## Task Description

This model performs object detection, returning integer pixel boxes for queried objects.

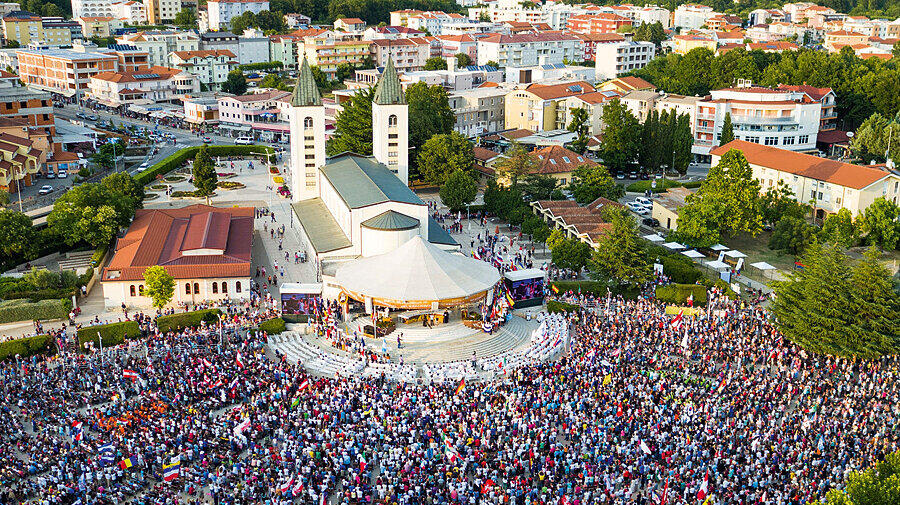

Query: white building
[448,85,506,137]
[207,0,269,32]
[72,0,114,19]
[371,58,409,185]
[476,32,582,67]
[110,1,147,24]
[673,4,717,31]
[594,40,655,80]
[168,49,239,90]
[505,62,594,84]
[88,65,199,106]
[117,30,200,67]
[407,10,471,35]
[693,83,822,156]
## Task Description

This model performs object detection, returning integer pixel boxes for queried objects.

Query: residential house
[824,30,868,51]
[87,65,199,107]
[370,38,431,72]
[476,32,582,67]
[504,80,597,132]
[2,11,73,46]
[169,49,239,90]
[207,0,268,31]
[334,17,365,32]
[17,47,117,98]
[597,76,655,94]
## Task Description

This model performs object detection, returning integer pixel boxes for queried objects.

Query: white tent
[706,260,729,269]
[725,250,747,258]
[710,244,729,251]
[750,261,776,270]
[663,242,685,250]
[334,236,501,308]
[681,250,705,258]
[643,234,665,242]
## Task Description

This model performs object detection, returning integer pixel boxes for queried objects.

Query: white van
[235,137,254,145]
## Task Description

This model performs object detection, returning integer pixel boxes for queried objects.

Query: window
[139,285,144,295]
[388,114,398,126]
[221,282,227,294]
[783,136,795,146]
[185,283,191,294]
[193,282,199,294]
[236,281,241,293]
[764,136,778,146]
[129,285,136,296]
[303,117,313,128]
[212,282,218,294]
[562,156,570,163]
[799,135,809,144]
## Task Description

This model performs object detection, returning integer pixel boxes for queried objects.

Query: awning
[643,234,665,242]
[663,242,685,250]
[220,123,253,132]
[705,260,729,269]
[710,244,729,251]
[750,261,776,270]
[724,250,747,258]
[681,250,705,258]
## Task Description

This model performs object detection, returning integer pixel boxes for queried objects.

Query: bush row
[156,309,221,333]
[134,145,275,185]
[549,281,640,300]
[0,334,52,361]
[0,298,72,324]
[625,179,703,194]
[77,321,141,350]
[257,318,286,335]
[655,284,708,306]
[547,300,579,313]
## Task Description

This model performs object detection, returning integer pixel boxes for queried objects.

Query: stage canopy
[334,236,501,309]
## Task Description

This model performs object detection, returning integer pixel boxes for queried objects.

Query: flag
[697,470,709,501]
[292,479,304,497]
[505,291,515,307]
[71,421,83,442]
[602,374,612,386]
[123,369,140,381]
[454,377,465,395]
[481,478,495,494]
[639,440,651,455]
[201,358,213,368]
[118,458,133,470]
[234,418,251,435]
[319,493,327,505]
[661,476,670,505]
[443,433,460,462]
[551,284,559,294]
[163,456,180,482]
[670,310,684,329]
[291,396,301,409]
[686,292,694,307]
[616,403,623,417]
[279,476,294,494]
[211,379,223,389]
[98,442,115,466]
[299,379,310,391]
[236,353,244,369]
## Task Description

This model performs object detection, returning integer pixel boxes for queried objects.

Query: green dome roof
[360,210,419,231]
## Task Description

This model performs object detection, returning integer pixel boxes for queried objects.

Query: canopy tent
[663,242,685,250]
[725,250,747,258]
[681,250,705,258]
[705,260,729,269]
[643,234,665,242]
[750,261,776,270]
[334,236,501,309]
[710,244,729,251]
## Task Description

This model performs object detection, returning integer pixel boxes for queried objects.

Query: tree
[335,62,356,82]
[598,99,640,175]
[551,237,591,272]
[455,53,472,68]
[520,175,558,201]
[568,164,623,205]
[894,41,900,59]
[495,142,536,188]
[0,209,33,258]
[423,57,447,71]
[674,149,763,247]
[174,8,197,29]
[820,208,858,248]
[633,21,666,46]
[851,113,900,164]
[760,181,807,225]
[485,60,499,68]
[566,107,590,154]
[772,243,900,358]
[406,82,454,155]
[816,450,900,505]
[768,216,816,255]
[143,266,175,310]
[47,176,136,248]
[327,86,374,155]
[859,197,900,250]
[92,141,123,171]
[222,69,247,96]
[439,169,477,210]
[546,228,566,251]
[192,146,218,205]
[588,210,650,286]
[0,188,8,206]
[417,132,474,185]
[671,112,693,175]
[719,111,735,145]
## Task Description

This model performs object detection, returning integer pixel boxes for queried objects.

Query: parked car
[46,171,56,179]
[203,136,213,143]
[634,197,652,207]
[635,206,651,216]
[626,201,643,213]
[639,172,650,180]
[642,217,660,227]
[58,170,68,178]
[139,161,150,169]
[627,171,638,179]
[87,115,98,121]
[235,137,254,145]
[38,185,53,195]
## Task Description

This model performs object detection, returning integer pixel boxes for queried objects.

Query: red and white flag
[670,310,684,329]
[201,358,213,368]
[697,470,709,501]
[233,418,251,435]
[299,379,310,391]
[123,369,140,381]
[235,353,244,369]
[639,439,651,455]
[660,476,670,505]
[279,476,294,495]
[686,293,694,307]
[292,480,304,497]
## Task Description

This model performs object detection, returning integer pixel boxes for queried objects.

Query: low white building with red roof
[87,65,199,106]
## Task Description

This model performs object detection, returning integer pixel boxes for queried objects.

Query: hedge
[625,179,684,194]
[549,281,640,300]
[155,309,221,333]
[91,246,108,267]
[0,334,51,361]
[655,284,708,306]
[134,145,275,185]
[258,318,286,335]
[0,298,72,324]
[547,300,578,313]
[77,321,140,350]
[647,244,704,284]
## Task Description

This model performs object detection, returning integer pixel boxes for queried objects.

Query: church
[287,58,500,310]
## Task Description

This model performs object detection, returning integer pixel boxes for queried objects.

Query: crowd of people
[0,279,895,505]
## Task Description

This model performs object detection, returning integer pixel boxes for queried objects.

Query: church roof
[291,198,352,253]
[372,57,405,105]
[320,153,423,209]
[361,210,420,231]
[291,57,321,107]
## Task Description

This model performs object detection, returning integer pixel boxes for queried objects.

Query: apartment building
[594,39,655,80]
[370,38,430,72]
[218,90,290,140]
[566,13,632,34]
[824,30,868,52]
[2,11,73,46]
[0,84,54,135]
[110,1,147,24]
[103,43,150,71]
[775,84,837,132]
[712,139,900,220]
[673,4,718,31]
[207,0,268,31]
[436,34,477,61]
[573,32,623,61]
[504,80,596,132]
[476,32,582,67]
[0,129,44,194]
[301,34,371,78]
[78,17,124,39]
[364,25,423,40]
[448,86,505,137]
[670,33,717,54]
[183,97,219,125]
[143,0,181,24]
[169,49,238,90]
[17,48,117,97]
[269,33,300,70]
[199,31,268,65]
[73,0,113,19]
[117,30,200,67]
[560,89,620,135]
[88,65,198,106]
[693,84,822,156]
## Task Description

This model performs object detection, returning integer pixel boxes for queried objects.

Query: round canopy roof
[334,236,501,308]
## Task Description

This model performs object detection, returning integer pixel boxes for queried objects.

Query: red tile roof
[524,81,596,100]
[103,205,254,282]
[711,140,890,190]
[529,145,596,175]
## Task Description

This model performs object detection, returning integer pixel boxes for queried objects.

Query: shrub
[0,298,72,324]
[134,145,274,185]
[549,281,639,300]
[682,181,703,189]
[155,309,221,333]
[547,300,578,313]
[0,334,51,361]
[78,267,94,287]
[658,255,703,284]
[258,317,286,335]
[655,284,708,305]
[91,245,108,267]
[626,179,683,193]
[77,321,140,350]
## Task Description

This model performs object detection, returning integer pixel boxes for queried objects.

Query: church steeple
[292,58,322,107]
[373,57,405,106]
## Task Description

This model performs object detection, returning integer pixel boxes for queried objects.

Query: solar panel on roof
[135,73,159,79]
[568,85,582,92]
[541,64,554,69]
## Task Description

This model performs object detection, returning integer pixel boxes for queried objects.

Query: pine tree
[192,146,218,205]
[719,112,735,145]
[588,209,650,286]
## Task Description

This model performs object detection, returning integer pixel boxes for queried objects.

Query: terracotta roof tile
[529,145,596,175]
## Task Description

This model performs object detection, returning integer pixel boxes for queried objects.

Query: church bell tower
[371,57,409,186]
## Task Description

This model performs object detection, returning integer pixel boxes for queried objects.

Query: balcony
[731,114,795,123]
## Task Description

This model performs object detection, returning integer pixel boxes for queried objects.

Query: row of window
[735,134,809,146]
[129,281,242,297]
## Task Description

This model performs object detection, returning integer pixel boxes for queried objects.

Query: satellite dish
[846,131,854,138]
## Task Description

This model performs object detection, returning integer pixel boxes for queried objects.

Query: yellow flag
[603,374,612,386]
